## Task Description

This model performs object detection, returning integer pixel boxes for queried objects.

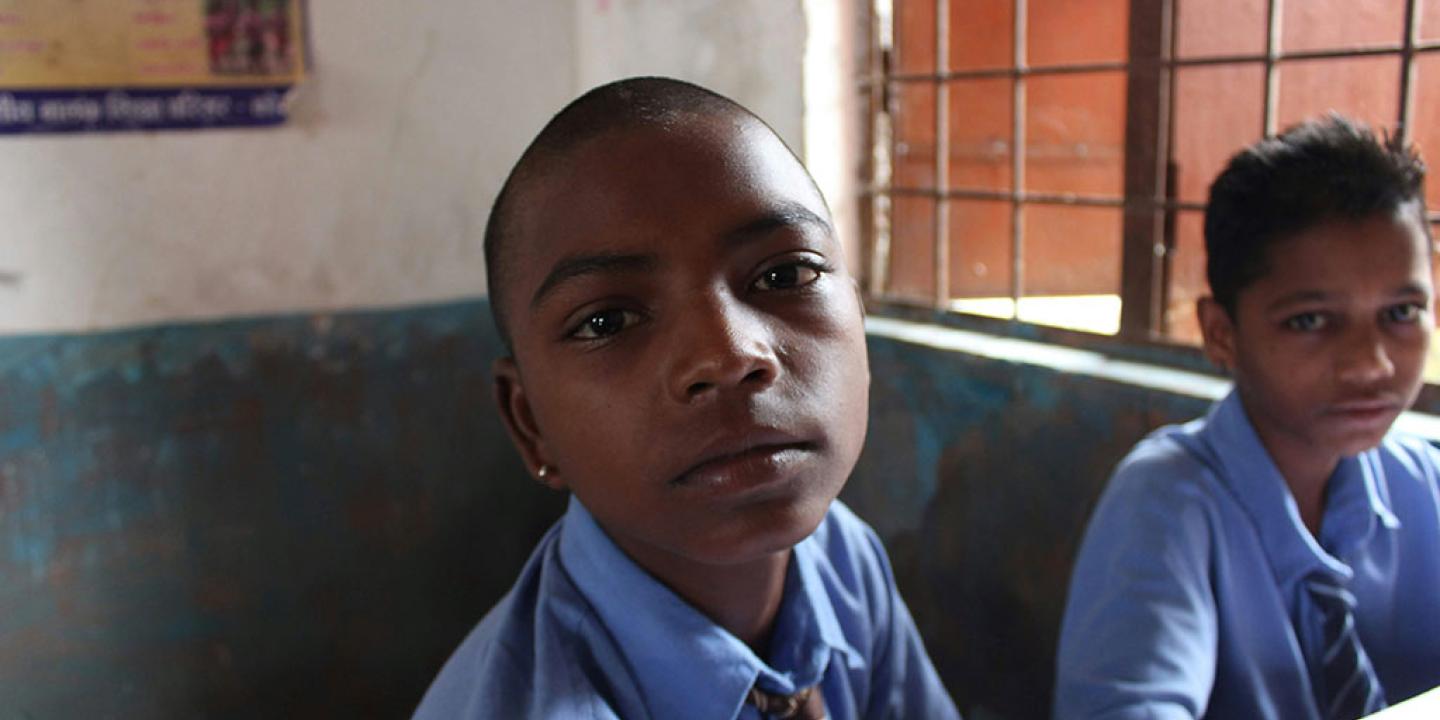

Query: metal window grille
[864,0,1440,341]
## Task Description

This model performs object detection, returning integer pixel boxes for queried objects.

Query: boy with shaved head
[413,78,959,720]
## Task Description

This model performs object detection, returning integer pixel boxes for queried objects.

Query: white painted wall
[574,0,863,271]
[0,0,574,333]
[803,0,866,272]
[0,0,858,334]
[574,0,806,153]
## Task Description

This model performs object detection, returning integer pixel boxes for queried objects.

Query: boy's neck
[1270,443,1334,539]
[1238,395,1339,538]
[616,537,792,653]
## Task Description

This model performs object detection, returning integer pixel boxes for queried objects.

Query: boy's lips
[671,428,819,492]
[1326,397,1403,427]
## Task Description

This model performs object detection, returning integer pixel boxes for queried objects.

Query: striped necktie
[746,684,827,720]
[1307,578,1386,720]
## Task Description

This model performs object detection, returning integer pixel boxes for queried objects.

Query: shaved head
[483,77,809,348]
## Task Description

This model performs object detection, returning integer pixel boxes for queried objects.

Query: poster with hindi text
[0,0,307,134]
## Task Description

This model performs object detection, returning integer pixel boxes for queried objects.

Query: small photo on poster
[205,0,295,76]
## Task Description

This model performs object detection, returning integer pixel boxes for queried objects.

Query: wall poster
[0,0,307,134]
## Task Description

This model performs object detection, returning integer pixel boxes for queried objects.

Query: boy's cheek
[821,287,870,335]
[774,304,863,347]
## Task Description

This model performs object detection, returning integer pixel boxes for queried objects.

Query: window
[863,0,1440,358]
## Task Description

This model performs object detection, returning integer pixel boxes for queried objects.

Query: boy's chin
[1328,424,1395,458]
[1340,436,1389,458]
[684,495,837,567]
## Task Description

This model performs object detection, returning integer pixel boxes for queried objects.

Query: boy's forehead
[1241,209,1433,301]
[505,116,828,291]
[535,115,811,207]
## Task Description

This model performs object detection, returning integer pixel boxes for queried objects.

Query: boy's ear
[492,357,563,490]
[1197,296,1237,373]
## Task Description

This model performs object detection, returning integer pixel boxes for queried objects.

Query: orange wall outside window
[889,0,1436,343]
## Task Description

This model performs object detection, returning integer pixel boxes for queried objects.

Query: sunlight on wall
[949,294,1122,336]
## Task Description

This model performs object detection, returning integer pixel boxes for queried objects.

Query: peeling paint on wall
[1,299,1215,718]
[0,299,565,717]
[847,335,1211,720]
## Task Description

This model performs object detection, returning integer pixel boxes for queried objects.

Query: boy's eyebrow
[1267,283,1433,311]
[1267,290,1335,311]
[530,252,658,310]
[723,202,832,246]
[527,204,830,310]
[1393,281,1433,298]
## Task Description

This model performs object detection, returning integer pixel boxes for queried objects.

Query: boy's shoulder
[796,499,910,644]
[1103,414,1225,511]
[803,499,895,586]
[1077,406,1259,559]
[1378,429,1440,474]
[1374,429,1440,500]
[808,498,880,551]
[1101,401,1440,524]
[412,521,633,720]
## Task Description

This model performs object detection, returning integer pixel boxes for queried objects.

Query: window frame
[861,0,1440,405]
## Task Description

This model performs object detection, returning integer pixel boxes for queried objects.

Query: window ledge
[864,316,1440,443]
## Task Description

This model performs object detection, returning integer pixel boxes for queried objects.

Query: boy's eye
[1384,302,1425,324]
[570,308,642,340]
[754,261,823,291]
[1283,312,1327,332]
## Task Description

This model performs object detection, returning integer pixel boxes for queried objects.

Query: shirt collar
[556,496,852,720]
[1200,391,1399,588]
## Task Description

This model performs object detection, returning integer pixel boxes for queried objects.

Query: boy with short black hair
[413,77,959,720]
[1054,115,1440,719]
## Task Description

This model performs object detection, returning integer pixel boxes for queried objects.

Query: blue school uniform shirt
[1054,390,1440,719]
[413,496,960,720]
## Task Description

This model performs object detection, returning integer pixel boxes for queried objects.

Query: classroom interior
[3,1,1440,718]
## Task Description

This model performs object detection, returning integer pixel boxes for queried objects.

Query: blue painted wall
[0,301,565,717]
[0,299,1214,718]
[852,335,1211,719]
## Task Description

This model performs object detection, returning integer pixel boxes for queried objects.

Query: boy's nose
[1336,326,1396,387]
[666,293,781,404]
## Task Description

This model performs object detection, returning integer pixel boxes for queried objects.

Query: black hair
[1204,114,1430,317]
[483,77,768,349]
